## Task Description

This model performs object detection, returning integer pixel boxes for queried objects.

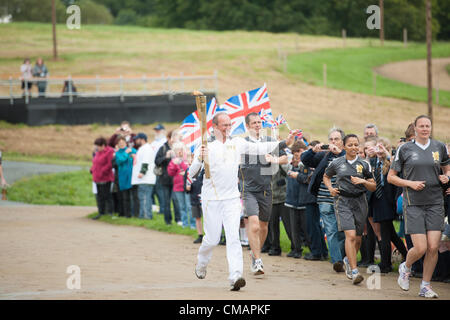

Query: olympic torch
[193,91,211,179]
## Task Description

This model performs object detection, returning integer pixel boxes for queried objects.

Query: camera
[320,145,329,150]
[400,137,406,142]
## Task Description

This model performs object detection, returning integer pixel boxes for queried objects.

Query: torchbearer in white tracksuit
[189,112,298,291]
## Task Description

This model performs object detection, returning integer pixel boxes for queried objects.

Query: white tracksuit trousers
[197,197,243,284]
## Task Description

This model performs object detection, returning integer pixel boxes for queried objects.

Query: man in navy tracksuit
[301,128,346,273]
[294,151,329,261]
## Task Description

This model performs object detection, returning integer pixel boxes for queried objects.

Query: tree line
[4,0,450,41]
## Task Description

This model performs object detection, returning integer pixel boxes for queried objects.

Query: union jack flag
[259,108,277,128]
[220,84,272,136]
[275,114,287,126]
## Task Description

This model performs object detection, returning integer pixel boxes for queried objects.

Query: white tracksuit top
[188,136,285,201]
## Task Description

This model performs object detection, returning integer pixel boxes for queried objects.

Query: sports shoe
[195,264,206,279]
[230,277,246,291]
[419,285,439,298]
[193,235,203,244]
[254,259,265,275]
[287,250,295,258]
[268,248,282,256]
[397,262,411,291]
[250,253,264,275]
[352,271,364,285]
[333,261,345,273]
[343,256,352,280]
[303,253,321,261]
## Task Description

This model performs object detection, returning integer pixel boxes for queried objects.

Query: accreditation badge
[356,164,363,174]
[432,151,439,162]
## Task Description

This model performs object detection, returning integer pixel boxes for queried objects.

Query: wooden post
[68,75,73,104]
[52,0,58,59]
[120,75,124,102]
[323,64,327,88]
[436,73,439,105]
[426,0,433,133]
[9,76,13,105]
[403,28,408,48]
[379,0,384,46]
[96,75,100,96]
[373,72,377,95]
[194,94,210,179]
[342,29,346,47]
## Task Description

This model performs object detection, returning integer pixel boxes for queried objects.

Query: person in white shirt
[132,133,156,219]
[189,112,298,291]
[20,58,33,94]
[150,124,167,215]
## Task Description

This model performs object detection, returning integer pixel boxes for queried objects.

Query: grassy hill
[288,43,450,107]
[0,22,449,163]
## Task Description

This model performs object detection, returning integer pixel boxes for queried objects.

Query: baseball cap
[134,133,148,141]
[154,124,165,131]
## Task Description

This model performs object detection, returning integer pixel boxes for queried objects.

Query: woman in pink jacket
[91,137,115,220]
[168,143,195,229]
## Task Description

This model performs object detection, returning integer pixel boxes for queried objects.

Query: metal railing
[0,71,218,105]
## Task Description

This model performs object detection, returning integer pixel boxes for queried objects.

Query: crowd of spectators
[89,118,450,286]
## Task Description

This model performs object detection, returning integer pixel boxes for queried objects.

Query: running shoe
[254,259,265,276]
[352,271,364,285]
[250,253,264,275]
[230,277,246,291]
[343,256,352,280]
[418,285,439,298]
[333,261,345,273]
[195,264,207,279]
[397,262,411,291]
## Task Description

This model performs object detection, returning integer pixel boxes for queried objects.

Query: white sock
[421,281,430,288]
[352,268,359,274]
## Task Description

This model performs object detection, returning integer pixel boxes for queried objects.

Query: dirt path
[374,58,450,91]
[1,205,449,300]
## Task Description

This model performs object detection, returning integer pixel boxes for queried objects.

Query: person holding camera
[301,127,347,273]
[114,136,137,218]
[108,121,138,216]
[155,130,182,225]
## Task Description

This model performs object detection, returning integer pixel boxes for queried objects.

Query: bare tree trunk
[379,0,384,46]
[426,0,433,132]
[52,0,58,60]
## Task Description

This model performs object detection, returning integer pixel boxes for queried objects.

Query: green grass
[86,212,201,238]
[446,64,450,76]
[288,42,450,107]
[8,169,95,205]
[3,151,91,166]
